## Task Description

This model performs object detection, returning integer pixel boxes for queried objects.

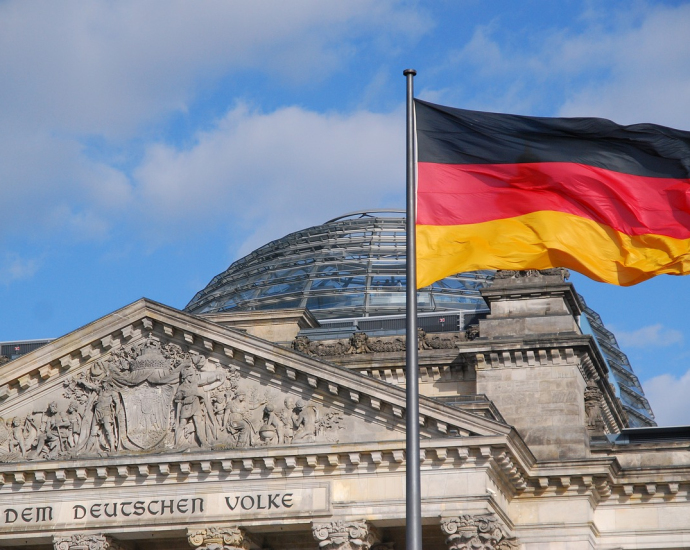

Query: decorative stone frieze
[54,534,128,550]
[493,267,569,283]
[187,526,256,550]
[292,329,464,357]
[312,520,381,550]
[440,514,519,550]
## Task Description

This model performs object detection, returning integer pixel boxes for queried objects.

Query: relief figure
[224,392,265,448]
[258,404,281,444]
[174,362,217,447]
[293,399,318,443]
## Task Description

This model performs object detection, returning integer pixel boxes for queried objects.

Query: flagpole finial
[403,69,417,76]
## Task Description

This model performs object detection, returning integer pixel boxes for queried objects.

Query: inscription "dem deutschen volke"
[1,490,315,526]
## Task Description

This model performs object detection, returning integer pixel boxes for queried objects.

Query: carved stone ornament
[292,329,464,357]
[187,526,255,550]
[440,514,519,550]
[584,379,606,435]
[312,520,381,550]
[494,268,570,282]
[465,325,480,341]
[54,534,128,550]
[0,334,345,462]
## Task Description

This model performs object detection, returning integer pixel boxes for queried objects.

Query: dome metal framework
[185,210,494,318]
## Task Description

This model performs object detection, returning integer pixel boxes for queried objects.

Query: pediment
[0,299,509,465]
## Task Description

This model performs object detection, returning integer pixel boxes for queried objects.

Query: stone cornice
[200,308,320,330]
[480,279,582,318]
[0,436,532,493]
[9,433,675,505]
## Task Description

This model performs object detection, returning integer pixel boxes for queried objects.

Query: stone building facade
[0,269,686,549]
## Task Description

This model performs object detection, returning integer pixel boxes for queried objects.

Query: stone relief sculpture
[584,379,606,435]
[0,335,344,463]
[440,514,519,550]
[347,332,373,354]
[292,329,464,357]
[494,268,570,282]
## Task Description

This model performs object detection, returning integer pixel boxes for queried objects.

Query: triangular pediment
[0,299,510,465]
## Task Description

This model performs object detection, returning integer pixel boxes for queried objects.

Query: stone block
[489,296,571,317]
[480,315,579,338]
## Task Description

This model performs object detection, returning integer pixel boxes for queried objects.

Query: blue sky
[1,0,690,424]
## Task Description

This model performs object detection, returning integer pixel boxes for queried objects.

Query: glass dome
[184,210,494,319]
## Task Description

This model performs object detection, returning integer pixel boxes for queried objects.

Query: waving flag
[415,99,690,288]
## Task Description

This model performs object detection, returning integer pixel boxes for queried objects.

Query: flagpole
[403,68,421,550]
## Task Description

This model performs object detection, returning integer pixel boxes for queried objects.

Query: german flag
[415,99,690,288]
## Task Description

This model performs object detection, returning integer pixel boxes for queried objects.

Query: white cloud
[0,1,426,245]
[0,254,40,284]
[613,324,683,349]
[644,370,690,426]
[558,3,690,127]
[437,3,690,127]
[133,103,405,252]
[0,0,427,138]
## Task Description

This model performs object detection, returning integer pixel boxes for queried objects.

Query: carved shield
[120,382,175,449]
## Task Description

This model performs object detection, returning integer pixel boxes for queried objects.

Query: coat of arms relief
[0,335,345,463]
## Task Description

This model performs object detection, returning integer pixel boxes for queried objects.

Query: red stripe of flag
[418,162,690,239]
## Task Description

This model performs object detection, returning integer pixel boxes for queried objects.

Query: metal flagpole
[403,68,421,550]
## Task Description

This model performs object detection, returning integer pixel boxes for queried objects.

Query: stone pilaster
[312,520,381,550]
[53,534,129,550]
[476,269,590,460]
[440,514,519,550]
[187,526,256,550]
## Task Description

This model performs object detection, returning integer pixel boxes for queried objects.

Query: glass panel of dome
[433,279,478,290]
[256,281,307,297]
[368,292,406,307]
[418,292,432,307]
[221,289,256,309]
[311,279,342,290]
[260,299,304,310]
[265,267,311,282]
[431,294,478,306]
[306,293,365,310]
[316,263,365,275]
[369,265,405,274]
[341,277,367,288]
[371,276,405,288]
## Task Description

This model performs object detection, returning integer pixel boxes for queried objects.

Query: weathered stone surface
[440,514,518,550]
[188,526,257,550]
[313,520,380,550]
[54,534,129,550]
[477,362,589,460]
